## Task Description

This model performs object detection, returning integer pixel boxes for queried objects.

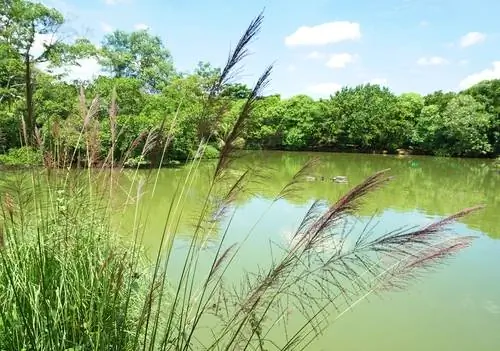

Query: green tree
[325,84,399,151]
[0,41,24,150]
[88,76,144,118]
[99,29,174,93]
[245,95,283,148]
[0,0,94,145]
[393,92,424,149]
[412,104,442,153]
[221,83,252,100]
[464,80,500,115]
[0,0,63,144]
[0,42,23,105]
[160,74,208,160]
[440,94,493,156]
[464,79,500,154]
[423,90,456,112]
[396,92,424,124]
[34,73,77,124]
[192,61,220,93]
[281,95,321,149]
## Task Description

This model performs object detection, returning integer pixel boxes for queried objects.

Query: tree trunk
[24,54,34,146]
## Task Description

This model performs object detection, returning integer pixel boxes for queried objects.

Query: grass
[0,11,483,350]
[0,172,145,350]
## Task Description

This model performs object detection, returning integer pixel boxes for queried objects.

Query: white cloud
[134,23,149,30]
[65,58,103,81]
[459,32,486,48]
[307,82,342,97]
[38,58,103,82]
[286,64,297,72]
[326,53,356,68]
[416,56,449,66]
[30,30,102,82]
[285,21,361,47]
[306,51,325,59]
[32,33,57,58]
[459,61,500,89]
[366,78,388,86]
[101,22,113,33]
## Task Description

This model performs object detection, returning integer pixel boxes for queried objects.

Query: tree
[0,0,62,144]
[245,94,283,148]
[397,92,424,123]
[87,76,144,118]
[412,104,442,153]
[34,72,78,126]
[0,42,23,105]
[0,41,24,150]
[0,0,93,145]
[221,83,252,100]
[325,84,399,150]
[159,74,209,159]
[99,29,174,93]
[193,61,220,93]
[464,79,500,115]
[440,94,493,156]
[393,92,424,149]
[464,79,500,154]
[423,90,456,112]
[281,95,322,149]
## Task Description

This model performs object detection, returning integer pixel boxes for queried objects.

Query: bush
[0,146,42,166]
[201,144,220,159]
[123,154,151,168]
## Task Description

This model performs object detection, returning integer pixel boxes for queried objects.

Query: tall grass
[0,12,482,350]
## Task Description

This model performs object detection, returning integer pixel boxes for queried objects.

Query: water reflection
[114,151,499,241]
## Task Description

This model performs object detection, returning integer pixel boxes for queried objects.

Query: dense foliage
[0,0,499,167]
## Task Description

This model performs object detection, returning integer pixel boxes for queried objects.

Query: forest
[1,0,499,167]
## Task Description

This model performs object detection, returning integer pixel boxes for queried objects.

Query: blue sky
[43,0,500,98]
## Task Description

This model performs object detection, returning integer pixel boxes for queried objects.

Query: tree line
[1,0,499,167]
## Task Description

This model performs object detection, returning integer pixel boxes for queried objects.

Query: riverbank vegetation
[1,0,499,169]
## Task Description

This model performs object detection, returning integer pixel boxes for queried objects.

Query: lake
[107,151,500,350]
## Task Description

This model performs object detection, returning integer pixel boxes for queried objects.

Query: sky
[40,0,500,98]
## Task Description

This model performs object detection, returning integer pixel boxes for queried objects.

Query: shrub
[123,154,151,168]
[201,144,220,159]
[0,146,42,166]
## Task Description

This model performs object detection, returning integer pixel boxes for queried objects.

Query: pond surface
[113,151,500,351]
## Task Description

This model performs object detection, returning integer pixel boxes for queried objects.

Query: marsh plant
[0,12,481,350]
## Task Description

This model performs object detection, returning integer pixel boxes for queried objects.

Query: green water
[116,151,500,350]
